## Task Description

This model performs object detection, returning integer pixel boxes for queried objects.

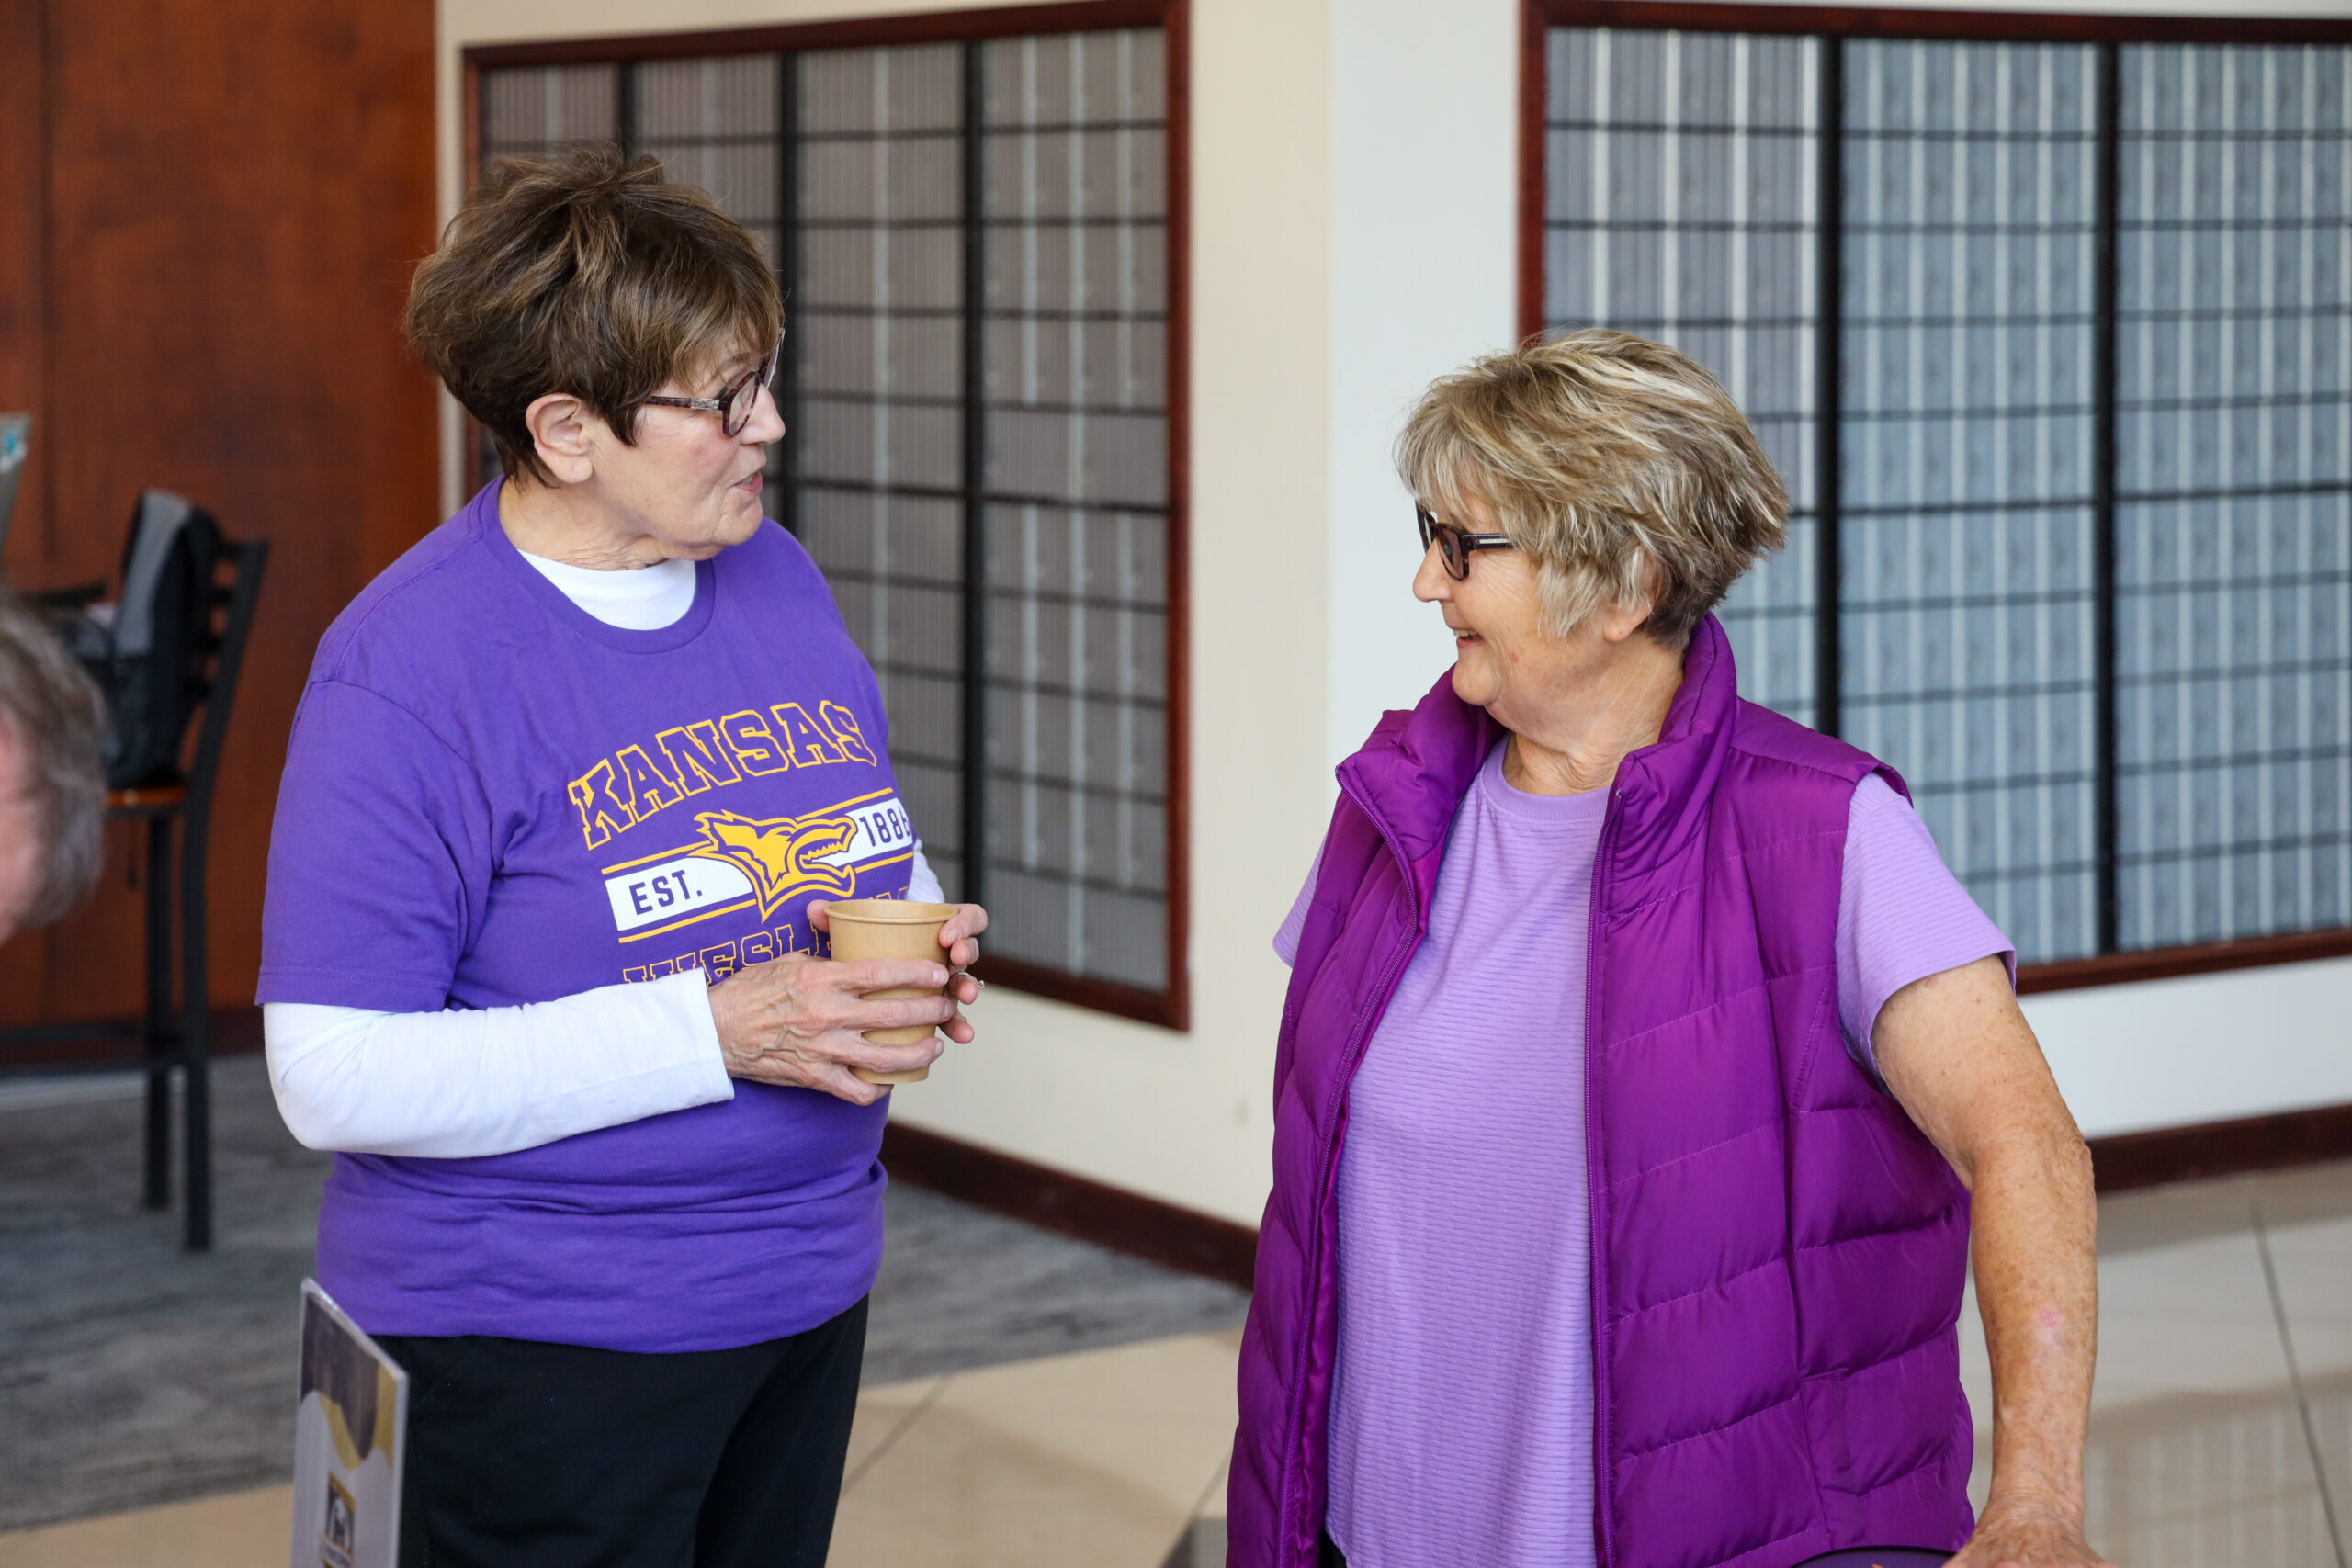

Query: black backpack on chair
[49,491,225,788]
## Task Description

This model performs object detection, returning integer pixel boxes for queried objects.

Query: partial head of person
[1397,329,1788,734]
[404,142,786,566]
[0,589,106,945]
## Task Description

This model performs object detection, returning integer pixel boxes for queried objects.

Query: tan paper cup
[824,898,956,1085]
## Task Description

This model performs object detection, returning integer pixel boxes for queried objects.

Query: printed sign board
[291,1280,407,1568]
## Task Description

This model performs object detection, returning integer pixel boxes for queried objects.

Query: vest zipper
[1277,772,1427,1568]
[1587,792,1623,1568]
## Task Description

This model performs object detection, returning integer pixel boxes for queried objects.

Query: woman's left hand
[1947,1493,2114,1568]
[808,899,989,1044]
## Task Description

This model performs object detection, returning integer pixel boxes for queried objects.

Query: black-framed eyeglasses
[1416,505,1514,581]
[641,337,784,438]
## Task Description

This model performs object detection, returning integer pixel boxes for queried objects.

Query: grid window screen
[479,23,1176,1009]
[978,31,1170,988]
[2116,45,2352,950]
[1544,28,1822,724]
[476,66,624,479]
[1840,41,2101,964]
[794,44,971,900]
[480,64,620,156]
[636,59,783,267]
[1544,19,2352,974]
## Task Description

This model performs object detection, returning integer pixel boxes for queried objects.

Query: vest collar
[1335,615,1741,911]
[1604,614,1738,909]
[1334,674,1498,865]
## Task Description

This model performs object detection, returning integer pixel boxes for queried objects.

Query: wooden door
[0,0,440,1025]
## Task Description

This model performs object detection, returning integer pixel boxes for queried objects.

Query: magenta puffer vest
[1230,616,1974,1568]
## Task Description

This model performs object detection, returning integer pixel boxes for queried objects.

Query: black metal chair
[0,534,268,1251]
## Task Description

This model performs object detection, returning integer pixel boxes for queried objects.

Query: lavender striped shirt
[1274,747,2008,1568]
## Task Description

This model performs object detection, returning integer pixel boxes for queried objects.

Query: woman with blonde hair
[1231,331,2109,1568]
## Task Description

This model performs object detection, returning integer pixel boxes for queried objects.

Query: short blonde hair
[1396,330,1788,648]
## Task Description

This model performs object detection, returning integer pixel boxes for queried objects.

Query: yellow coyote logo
[689,810,861,919]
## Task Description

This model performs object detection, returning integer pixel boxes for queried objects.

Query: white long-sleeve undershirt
[264,544,944,1158]
[267,972,730,1156]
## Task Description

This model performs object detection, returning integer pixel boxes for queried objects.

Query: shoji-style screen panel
[794,45,971,902]
[2116,44,2352,951]
[479,64,620,157]
[1839,40,2102,964]
[1542,27,1823,725]
[1535,10,2352,981]
[475,66,624,481]
[474,5,1182,1022]
[978,31,1172,987]
[637,59,784,266]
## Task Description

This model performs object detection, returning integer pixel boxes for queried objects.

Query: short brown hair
[405,143,782,485]
[0,588,106,927]
[1397,330,1789,649]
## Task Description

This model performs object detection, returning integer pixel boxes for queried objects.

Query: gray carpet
[0,1056,1248,1533]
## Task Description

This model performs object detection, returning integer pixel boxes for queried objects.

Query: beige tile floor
[1959,1160,2352,1565]
[0,1330,1241,1568]
[7,1161,2351,1568]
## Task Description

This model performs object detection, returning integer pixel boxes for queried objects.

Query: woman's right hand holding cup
[707,953,953,1105]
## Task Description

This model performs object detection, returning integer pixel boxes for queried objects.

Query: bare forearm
[1873,955,2110,1566]
[1969,1126,2098,1516]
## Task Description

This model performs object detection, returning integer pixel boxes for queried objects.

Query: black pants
[1320,1531,1347,1568]
[379,1298,867,1568]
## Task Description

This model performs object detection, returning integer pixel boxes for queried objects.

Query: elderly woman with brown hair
[258,145,986,1566]
[1232,332,2110,1568]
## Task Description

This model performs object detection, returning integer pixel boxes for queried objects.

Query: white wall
[2025,960,2352,1140]
[1325,0,1519,771]
[439,0,2352,1229]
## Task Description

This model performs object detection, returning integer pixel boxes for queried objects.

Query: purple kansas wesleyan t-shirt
[260,483,918,1354]
[1274,746,2010,1568]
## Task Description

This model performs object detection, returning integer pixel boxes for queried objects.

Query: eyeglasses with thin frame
[641,337,784,439]
[1416,505,1514,580]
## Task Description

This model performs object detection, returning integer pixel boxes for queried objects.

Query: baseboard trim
[880,1121,1258,1290]
[2087,1102,2352,1192]
[886,1103,2352,1282]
